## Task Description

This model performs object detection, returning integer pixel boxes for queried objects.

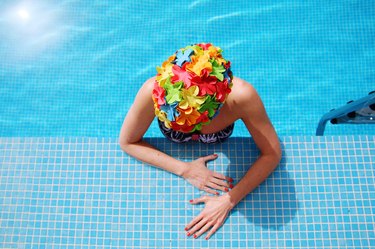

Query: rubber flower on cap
[179,85,206,109]
[191,73,217,96]
[176,107,201,127]
[152,43,233,133]
[160,102,179,121]
[171,64,193,88]
[155,108,171,128]
[210,59,226,81]
[199,95,220,118]
[152,82,166,107]
[164,80,183,104]
[156,56,175,86]
[186,52,212,77]
[175,48,194,67]
[215,80,232,103]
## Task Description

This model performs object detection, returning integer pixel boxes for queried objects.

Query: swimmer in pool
[119,43,281,240]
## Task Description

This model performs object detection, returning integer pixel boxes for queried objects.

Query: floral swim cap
[152,43,233,133]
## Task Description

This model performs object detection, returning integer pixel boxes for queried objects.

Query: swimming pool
[0,0,374,136]
[0,1,374,249]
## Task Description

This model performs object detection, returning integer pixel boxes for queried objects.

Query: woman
[119,43,281,240]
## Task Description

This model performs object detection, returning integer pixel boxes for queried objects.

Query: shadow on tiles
[143,137,299,231]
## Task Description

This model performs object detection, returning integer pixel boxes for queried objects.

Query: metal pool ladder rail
[316,91,375,136]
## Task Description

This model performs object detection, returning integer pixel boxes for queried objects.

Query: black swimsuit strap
[158,120,234,144]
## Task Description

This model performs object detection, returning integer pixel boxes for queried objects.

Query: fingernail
[189,200,193,203]
[187,232,191,236]
[205,237,209,240]
[229,178,234,183]
[213,154,218,157]
[224,188,229,192]
[229,183,234,189]
[194,234,197,239]
[184,227,188,231]
[216,192,219,195]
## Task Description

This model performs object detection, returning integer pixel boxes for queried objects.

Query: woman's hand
[181,154,233,195]
[185,194,234,240]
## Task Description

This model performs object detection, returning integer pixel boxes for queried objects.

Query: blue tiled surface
[0,136,374,248]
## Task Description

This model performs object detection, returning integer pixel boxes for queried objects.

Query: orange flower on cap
[175,106,201,127]
[186,52,212,77]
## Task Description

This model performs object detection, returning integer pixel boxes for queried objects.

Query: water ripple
[223,40,245,50]
[207,11,244,23]
[207,3,294,23]
[188,0,211,10]
[135,64,155,77]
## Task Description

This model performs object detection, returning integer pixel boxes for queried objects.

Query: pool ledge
[0,135,374,248]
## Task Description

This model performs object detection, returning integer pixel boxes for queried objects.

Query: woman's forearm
[227,153,280,207]
[120,140,187,176]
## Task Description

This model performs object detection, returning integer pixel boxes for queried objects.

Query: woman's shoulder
[131,77,156,106]
[229,77,258,102]
[134,77,156,100]
[142,76,156,91]
[225,77,266,119]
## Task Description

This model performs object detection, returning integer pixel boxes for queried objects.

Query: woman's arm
[119,78,186,176]
[227,79,282,206]
[185,79,281,239]
[119,78,232,194]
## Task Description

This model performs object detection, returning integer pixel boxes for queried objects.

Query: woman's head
[152,43,233,133]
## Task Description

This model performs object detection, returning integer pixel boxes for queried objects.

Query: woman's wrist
[176,161,189,177]
[221,193,236,210]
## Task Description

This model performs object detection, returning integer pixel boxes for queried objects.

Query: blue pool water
[0,0,374,136]
[1,1,375,249]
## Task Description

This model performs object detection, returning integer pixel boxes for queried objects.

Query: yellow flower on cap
[179,85,206,109]
[156,60,174,87]
[186,52,212,77]
[155,108,171,128]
